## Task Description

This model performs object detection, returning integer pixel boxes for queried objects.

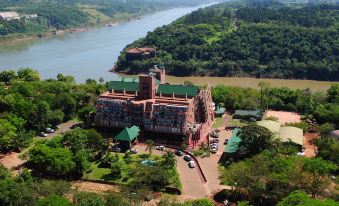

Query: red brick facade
[95,67,214,148]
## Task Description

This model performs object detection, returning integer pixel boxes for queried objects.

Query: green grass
[213,117,224,128]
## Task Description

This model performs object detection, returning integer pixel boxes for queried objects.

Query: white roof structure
[0,12,20,20]
[257,120,281,135]
[279,126,304,146]
[257,120,304,146]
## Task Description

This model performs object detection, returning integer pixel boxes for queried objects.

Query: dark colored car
[175,150,184,156]
[183,155,191,161]
[210,139,219,143]
[224,139,229,145]
[112,147,121,153]
[210,132,220,138]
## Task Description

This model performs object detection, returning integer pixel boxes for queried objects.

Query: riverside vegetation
[115,0,339,81]
[0,0,217,41]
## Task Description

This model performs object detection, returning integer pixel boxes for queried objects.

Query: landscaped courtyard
[83,152,182,189]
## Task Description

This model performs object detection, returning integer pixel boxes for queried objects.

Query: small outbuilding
[279,126,304,147]
[125,47,156,61]
[233,110,262,121]
[115,125,140,147]
[0,12,20,21]
[257,120,281,135]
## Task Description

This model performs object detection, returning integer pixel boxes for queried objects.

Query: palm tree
[145,140,155,155]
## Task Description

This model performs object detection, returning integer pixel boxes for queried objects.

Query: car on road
[45,128,55,133]
[112,147,121,153]
[183,155,191,161]
[224,139,229,145]
[210,139,219,143]
[155,145,165,151]
[175,150,183,156]
[188,160,196,168]
[210,145,218,150]
[129,148,138,154]
[210,148,217,154]
[210,131,220,138]
[39,132,48,137]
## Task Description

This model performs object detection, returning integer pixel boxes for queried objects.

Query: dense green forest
[0,0,218,38]
[115,1,339,81]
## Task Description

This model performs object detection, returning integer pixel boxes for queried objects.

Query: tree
[110,161,122,177]
[131,166,170,191]
[0,70,17,85]
[162,151,176,168]
[220,152,335,206]
[327,84,339,104]
[145,140,155,155]
[238,125,274,156]
[317,123,335,140]
[258,81,270,111]
[277,191,338,206]
[0,119,17,152]
[29,144,76,177]
[17,68,40,81]
[47,109,65,126]
[36,195,72,206]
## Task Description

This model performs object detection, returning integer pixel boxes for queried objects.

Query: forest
[0,0,218,37]
[115,1,339,81]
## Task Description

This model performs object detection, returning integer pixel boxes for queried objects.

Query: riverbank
[117,73,336,91]
[166,76,336,92]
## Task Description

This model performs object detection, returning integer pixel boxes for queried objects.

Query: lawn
[83,153,181,189]
[213,117,224,128]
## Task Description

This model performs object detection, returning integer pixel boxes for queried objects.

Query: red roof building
[95,65,214,148]
[125,47,156,61]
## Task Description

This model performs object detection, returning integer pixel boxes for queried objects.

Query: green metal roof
[157,84,199,97]
[115,126,140,142]
[234,110,261,116]
[224,128,242,153]
[108,81,139,92]
[215,107,226,115]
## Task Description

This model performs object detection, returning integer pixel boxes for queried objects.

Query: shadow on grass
[101,173,121,182]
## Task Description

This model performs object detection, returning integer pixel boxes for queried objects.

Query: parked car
[112,147,121,153]
[210,148,217,154]
[45,128,54,133]
[224,139,229,145]
[210,145,218,150]
[175,150,183,156]
[249,118,257,122]
[210,131,220,138]
[39,132,48,137]
[155,145,165,151]
[210,143,218,146]
[210,139,219,143]
[188,160,196,168]
[183,155,191,161]
[129,148,138,154]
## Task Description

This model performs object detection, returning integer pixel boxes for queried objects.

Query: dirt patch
[303,133,320,158]
[0,152,25,173]
[265,110,301,125]
[72,181,119,193]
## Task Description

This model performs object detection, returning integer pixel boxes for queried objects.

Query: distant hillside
[114,0,339,81]
[0,0,217,38]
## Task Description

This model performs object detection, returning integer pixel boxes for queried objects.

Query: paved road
[198,129,232,195]
[36,120,80,140]
[133,144,209,199]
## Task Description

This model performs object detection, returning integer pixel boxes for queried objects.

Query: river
[0,3,215,82]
